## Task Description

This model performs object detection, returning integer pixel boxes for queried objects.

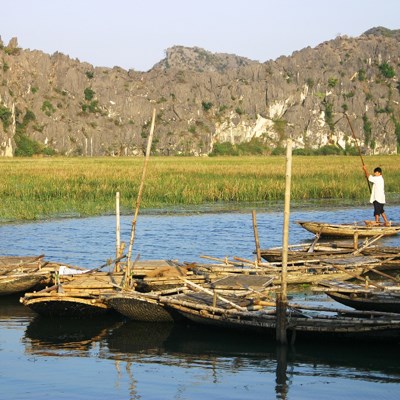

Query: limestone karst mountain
[0,27,399,156]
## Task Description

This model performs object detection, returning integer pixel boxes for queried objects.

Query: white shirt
[368,174,385,204]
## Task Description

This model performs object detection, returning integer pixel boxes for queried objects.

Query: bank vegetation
[1,155,399,221]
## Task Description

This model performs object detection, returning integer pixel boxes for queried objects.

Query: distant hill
[0,27,399,156]
[362,26,400,39]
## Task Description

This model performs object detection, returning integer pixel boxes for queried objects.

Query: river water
[1,203,400,399]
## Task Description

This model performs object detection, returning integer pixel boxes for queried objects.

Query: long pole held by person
[343,112,371,194]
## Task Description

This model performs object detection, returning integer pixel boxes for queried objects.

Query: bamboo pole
[255,299,400,318]
[115,192,121,272]
[352,234,384,255]
[81,255,126,275]
[179,278,247,311]
[252,210,262,265]
[282,138,293,295]
[329,262,386,289]
[360,263,400,284]
[353,231,359,250]
[200,255,245,267]
[232,256,270,267]
[344,112,371,194]
[276,138,292,344]
[125,108,156,285]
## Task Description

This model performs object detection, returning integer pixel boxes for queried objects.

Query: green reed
[1,155,399,221]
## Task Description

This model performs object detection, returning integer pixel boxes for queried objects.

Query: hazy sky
[1,0,399,71]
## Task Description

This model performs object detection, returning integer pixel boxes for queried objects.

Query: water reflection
[0,295,35,319]
[24,317,400,386]
[276,345,289,400]
[24,314,124,357]
[289,341,400,382]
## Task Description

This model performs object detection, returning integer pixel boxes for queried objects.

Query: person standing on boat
[362,165,390,226]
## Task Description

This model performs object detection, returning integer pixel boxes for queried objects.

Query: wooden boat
[20,270,124,317]
[0,255,61,296]
[105,289,186,322]
[161,290,400,343]
[258,244,400,278]
[105,274,275,322]
[20,259,187,317]
[315,280,400,313]
[0,273,47,296]
[107,255,379,323]
[296,220,400,238]
[257,238,362,263]
[259,246,352,263]
[194,254,383,286]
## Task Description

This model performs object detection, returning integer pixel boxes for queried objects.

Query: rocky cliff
[0,27,399,156]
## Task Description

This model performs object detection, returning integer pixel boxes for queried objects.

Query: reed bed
[1,155,400,221]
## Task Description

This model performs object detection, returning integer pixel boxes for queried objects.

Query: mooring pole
[252,210,262,265]
[276,138,292,344]
[115,191,121,272]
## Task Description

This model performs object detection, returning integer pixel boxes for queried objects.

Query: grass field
[1,155,400,221]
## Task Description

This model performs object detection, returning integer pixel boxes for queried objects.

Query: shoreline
[2,197,400,225]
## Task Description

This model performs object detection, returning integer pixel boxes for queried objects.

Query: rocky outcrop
[153,46,259,72]
[0,27,399,156]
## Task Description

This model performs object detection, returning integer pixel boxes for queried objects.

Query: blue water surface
[0,204,400,399]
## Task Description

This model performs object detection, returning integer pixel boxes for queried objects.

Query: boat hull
[21,296,112,317]
[107,294,181,322]
[176,306,400,342]
[0,274,46,296]
[297,221,400,238]
[327,291,400,313]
